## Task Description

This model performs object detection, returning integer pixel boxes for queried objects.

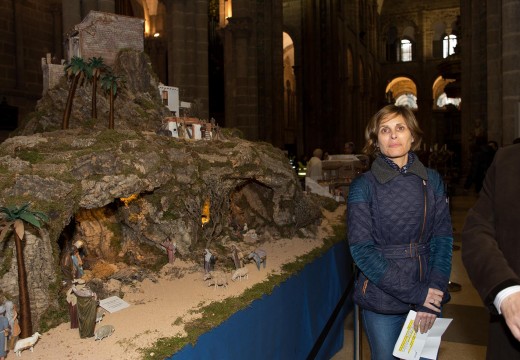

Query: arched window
[399,39,412,62]
[443,35,457,58]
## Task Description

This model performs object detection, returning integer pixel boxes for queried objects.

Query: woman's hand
[413,288,444,333]
[423,288,443,313]
[414,311,437,333]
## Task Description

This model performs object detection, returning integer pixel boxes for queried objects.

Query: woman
[347,105,453,359]
[71,246,84,278]
[4,301,20,351]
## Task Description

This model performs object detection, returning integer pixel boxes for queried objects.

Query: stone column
[195,0,209,119]
[13,0,24,88]
[98,0,115,13]
[486,0,502,143]
[501,0,520,142]
[62,0,81,35]
[51,4,63,60]
[166,0,209,118]
[228,16,256,138]
[82,0,98,16]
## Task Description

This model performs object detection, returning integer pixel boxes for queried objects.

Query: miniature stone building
[41,53,65,95]
[158,84,180,116]
[65,11,144,65]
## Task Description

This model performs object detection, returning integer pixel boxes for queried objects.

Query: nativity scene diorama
[0,10,331,359]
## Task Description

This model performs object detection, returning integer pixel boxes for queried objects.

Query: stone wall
[0,0,59,126]
[41,54,65,95]
[71,11,144,65]
[460,0,520,151]
[165,0,209,120]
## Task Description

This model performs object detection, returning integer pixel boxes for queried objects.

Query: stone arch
[402,25,416,42]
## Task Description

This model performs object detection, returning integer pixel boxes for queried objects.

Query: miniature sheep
[231,267,249,281]
[13,332,42,356]
[94,324,115,341]
[205,271,228,289]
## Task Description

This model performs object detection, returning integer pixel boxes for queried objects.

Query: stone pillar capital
[225,17,252,36]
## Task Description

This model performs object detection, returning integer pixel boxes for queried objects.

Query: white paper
[99,296,130,313]
[393,310,452,360]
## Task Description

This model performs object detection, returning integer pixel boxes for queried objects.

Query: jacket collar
[371,154,428,184]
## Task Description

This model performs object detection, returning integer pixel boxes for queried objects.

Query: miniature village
[0,11,341,359]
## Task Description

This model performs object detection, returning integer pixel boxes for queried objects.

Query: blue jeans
[362,310,407,360]
[362,310,435,360]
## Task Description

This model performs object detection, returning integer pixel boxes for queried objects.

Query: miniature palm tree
[0,203,48,338]
[62,56,87,129]
[86,57,106,119]
[101,72,125,129]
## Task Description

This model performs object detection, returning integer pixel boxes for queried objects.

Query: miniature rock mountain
[0,49,322,331]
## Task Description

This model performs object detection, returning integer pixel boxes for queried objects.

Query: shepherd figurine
[161,240,177,264]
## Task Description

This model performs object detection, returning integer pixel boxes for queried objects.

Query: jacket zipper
[416,180,427,281]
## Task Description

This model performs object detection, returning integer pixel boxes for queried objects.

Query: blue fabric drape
[170,241,353,360]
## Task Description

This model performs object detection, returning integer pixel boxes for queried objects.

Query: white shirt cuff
[494,285,520,314]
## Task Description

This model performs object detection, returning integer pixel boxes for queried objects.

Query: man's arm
[462,150,520,312]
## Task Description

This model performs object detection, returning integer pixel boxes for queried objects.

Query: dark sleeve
[461,150,520,313]
[427,170,453,293]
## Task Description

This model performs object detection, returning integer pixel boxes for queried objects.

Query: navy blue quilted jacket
[347,154,453,314]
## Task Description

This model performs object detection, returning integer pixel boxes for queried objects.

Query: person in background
[488,140,499,153]
[464,138,497,194]
[347,104,453,359]
[462,143,520,359]
[344,141,356,154]
[306,148,323,181]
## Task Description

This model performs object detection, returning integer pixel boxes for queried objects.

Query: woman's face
[377,114,413,167]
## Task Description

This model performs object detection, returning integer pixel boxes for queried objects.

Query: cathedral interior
[1,0,519,170]
[1,1,518,358]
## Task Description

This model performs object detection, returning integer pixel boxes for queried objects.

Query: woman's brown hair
[362,104,423,157]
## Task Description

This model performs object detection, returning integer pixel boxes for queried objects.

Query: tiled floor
[331,190,488,359]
